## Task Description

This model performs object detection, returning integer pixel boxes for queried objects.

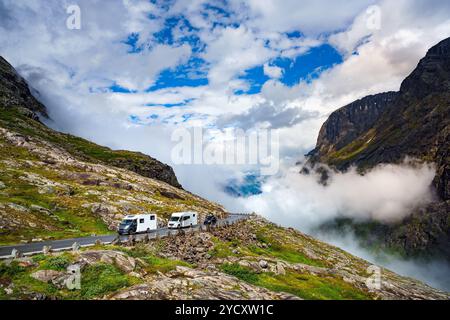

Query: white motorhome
[168,211,198,229]
[118,214,157,235]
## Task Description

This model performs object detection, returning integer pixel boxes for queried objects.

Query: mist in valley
[229,161,450,291]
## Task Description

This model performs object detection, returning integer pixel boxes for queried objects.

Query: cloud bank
[235,162,436,230]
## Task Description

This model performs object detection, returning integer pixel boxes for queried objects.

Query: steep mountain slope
[0,57,181,189]
[307,38,450,258]
[0,57,224,244]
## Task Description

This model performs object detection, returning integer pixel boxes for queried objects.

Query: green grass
[143,256,191,274]
[0,261,27,278]
[39,255,72,271]
[0,259,59,300]
[248,230,326,267]
[78,263,133,299]
[0,252,141,300]
[209,237,239,258]
[220,263,371,300]
[0,107,161,173]
[115,244,191,274]
[220,263,259,283]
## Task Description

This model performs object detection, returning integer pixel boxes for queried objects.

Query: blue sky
[112,10,344,98]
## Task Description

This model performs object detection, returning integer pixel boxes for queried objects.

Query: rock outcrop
[110,266,299,300]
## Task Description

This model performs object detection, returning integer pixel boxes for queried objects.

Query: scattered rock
[78,250,136,274]
[38,186,55,195]
[31,270,63,283]
[7,203,29,212]
[274,263,286,275]
[16,258,37,268]
[259,260,268,269]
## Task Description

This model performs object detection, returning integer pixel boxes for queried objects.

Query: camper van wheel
[147,228,151,233]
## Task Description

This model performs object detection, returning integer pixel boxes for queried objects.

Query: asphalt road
[0,213,249,258]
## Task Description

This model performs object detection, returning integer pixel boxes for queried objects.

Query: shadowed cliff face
[307,37,450,259]
[0,56,182,189]
[0,57,48,119]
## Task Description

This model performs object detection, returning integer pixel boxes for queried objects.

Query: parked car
[168,211,198,229]
[203,214,217,226]
[118,214,157,235]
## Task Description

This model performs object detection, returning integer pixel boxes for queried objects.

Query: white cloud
[201,25,275,87]
[263,63,282,79]
[237,162,436,229]
[230,0,376,35]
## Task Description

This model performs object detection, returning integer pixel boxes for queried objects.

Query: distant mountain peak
[400,37,450,98]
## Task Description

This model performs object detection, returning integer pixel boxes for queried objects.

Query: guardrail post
[127,235,135,246]
[72,242,80,252]
[11,248,22,259]
[43,245,52,255]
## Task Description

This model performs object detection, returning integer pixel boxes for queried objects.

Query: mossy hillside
[220,263,371,300]
[0,245,191,300]
[0,113,225,244]
[0,107,181,188]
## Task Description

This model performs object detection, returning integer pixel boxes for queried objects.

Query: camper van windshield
[170,216,180,222]
[121,219,135,225]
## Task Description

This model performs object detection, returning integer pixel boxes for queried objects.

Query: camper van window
[150,216,155,220]
[183,216,189,221]
[170,216,180,222]
[139,219,144,223]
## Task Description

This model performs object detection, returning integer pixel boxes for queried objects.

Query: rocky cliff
[307,38,450,259]
[308,91,398,161]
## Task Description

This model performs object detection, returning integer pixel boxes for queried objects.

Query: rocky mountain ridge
[306,37,450,259]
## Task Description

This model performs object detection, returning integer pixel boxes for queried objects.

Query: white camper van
[118,214,157,235]
[168,211,198,229]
